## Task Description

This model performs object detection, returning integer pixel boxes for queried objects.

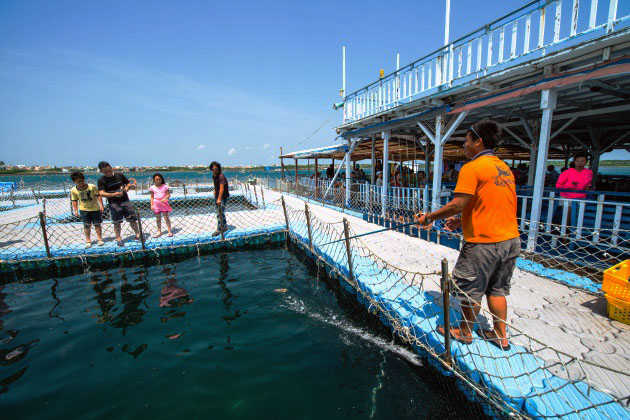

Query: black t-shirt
[97,173,130,204]
[326,166,334,178]
[213,173,230,200]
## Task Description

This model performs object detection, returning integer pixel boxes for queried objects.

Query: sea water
[0,248,485,419]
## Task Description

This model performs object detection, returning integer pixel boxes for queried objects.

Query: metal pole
[432,115,444,211]
[136,210,146,250]
[32,188,39,205]
[10,190,15,209]
[528,89,557,252]
[280,147,285,180]
[343,218,354,284]
[345,139,352,207]
[183,183,187,198]
[342,46,346,99]
[371,134,376,184]
[260,185,266,208]
[305,203,313,250]
[217,203,225,241]
[39,212,51,258]
[382,130,390,218]
[253,184,259,207]
[441,258,452,367]
[444,0,451,45]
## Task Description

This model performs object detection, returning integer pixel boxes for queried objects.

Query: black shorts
[452,237,521,303]
[80,210,102,227]
[109,201,137,223]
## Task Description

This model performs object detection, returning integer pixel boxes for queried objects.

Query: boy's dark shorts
[452,237,520,303]
[80,210,102,227]
[109,201,137,223]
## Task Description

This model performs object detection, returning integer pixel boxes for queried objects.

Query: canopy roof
[279,144,348,160]
[280,136,566,163]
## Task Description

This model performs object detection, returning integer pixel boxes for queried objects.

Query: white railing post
[607,0,619,33]
[570,0,580,37]
[589,0,599,30]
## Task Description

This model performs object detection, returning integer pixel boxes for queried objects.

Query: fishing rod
[319,221,421,247]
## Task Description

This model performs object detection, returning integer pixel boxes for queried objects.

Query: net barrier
[0,180,285,275]
[281,198,630,419]
[269,176,630,293]
[2,181,630,418]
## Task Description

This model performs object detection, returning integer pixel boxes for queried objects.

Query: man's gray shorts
[452,237,520,303]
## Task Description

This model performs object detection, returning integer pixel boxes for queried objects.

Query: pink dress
[150,184,173,213]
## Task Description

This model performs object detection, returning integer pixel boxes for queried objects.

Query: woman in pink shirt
[555,154,593,199]
[150,173,173,237]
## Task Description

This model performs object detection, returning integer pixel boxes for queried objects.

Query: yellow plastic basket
[602,260,630,301]
[606,294,630,325]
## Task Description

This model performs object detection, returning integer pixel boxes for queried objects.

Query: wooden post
[136,211,146,250]
[39,212,51,258]
[281,196,290,235]
[441,258,452,367]
[342,218,354,283]
[305,203,313,250]
[32,188,39,205]
[183,183,187,198]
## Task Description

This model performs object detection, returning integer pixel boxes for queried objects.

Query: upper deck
[338,0,630,132]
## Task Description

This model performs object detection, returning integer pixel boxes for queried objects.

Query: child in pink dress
[149,173,173,237]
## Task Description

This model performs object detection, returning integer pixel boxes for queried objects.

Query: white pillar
[346,138,352,206]
[381,131,390,217]
[527,140,538,186]
[371,134,376,184]
[527,89,557,252]
[431,115,444,211]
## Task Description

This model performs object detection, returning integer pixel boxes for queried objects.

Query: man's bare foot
[477,329,510,350]
[437,325,473,344]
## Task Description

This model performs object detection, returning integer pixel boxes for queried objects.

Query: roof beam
[601,131,630,154]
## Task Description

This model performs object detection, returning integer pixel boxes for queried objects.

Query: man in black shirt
[97,161,140,246]
[210,161,229,236]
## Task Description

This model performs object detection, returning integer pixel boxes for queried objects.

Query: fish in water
[274,288,288,293]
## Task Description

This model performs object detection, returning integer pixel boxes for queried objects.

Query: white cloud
[263,143,270,149]
[227,147,237,156]
[197,144,206,150]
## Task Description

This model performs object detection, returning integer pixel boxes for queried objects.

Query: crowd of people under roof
[309,153,593,193]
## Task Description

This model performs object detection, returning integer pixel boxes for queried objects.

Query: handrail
[344,0,546,99]
[343,0,629,122]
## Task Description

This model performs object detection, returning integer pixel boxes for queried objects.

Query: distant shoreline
[1,161,629,176]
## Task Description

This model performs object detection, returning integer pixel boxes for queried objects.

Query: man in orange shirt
[415,119,519,350]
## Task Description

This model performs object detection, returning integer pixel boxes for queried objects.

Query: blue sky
[1,0,628,166]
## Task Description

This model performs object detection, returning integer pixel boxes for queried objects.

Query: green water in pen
[1,248,485,419]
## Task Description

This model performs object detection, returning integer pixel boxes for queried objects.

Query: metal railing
[343,0,629,122]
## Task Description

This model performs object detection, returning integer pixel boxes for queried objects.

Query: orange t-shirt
[454,155,519,243]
